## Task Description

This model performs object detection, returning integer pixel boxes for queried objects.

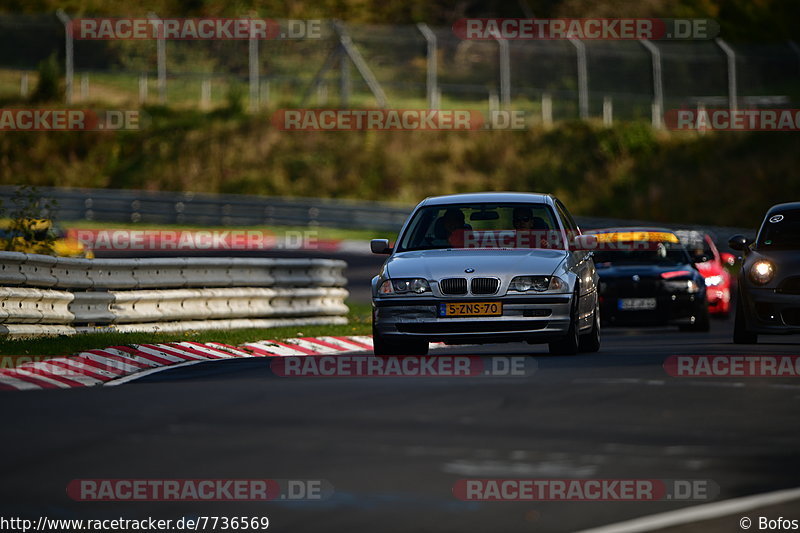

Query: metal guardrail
[0,186,756,251]
[0,186,411,232]
[0,252,349,337]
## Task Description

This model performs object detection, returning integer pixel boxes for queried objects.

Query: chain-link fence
[1,13,799,125]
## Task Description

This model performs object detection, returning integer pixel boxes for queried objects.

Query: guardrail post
[20,72,28,97]
[602,96,613,126]
[542,92,553,127]
[417,23,439,110]
[55,10,73,104]
[715,38,738,112]
[640,39,664,129]
[569,38,589,119]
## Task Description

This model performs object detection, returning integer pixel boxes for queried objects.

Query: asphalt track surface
[2,313,800,532]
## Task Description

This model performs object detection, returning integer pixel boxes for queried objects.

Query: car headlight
[378,278,430,295]
[663,279,700,293]
[509,275,565,292]
[705,274,724,287]
[749,260,775,285]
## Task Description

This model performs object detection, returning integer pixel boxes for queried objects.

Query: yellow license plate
[439,302,503,317]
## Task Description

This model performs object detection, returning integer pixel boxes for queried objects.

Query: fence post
[333,21,388,108]
[20,73,28,97]
[569,38,589,119]
[340,51,350,108]
[542,93,553,127]
[148,13,167,105]
[417,23,438,110]
[249,16,260,112]
[602,96,613,126]
[55,10,73,104]
[639,39,664,129]
[715,38,737,112]
[495,36,511,110]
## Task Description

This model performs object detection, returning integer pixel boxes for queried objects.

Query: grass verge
[0,301,372,360]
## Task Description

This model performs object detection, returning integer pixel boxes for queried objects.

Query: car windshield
[396,203,563,252]
[757,209,800,250]
[591,233,691,266]
[675,230,714,262]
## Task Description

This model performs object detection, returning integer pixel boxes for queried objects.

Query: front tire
[549,289,580,355]
[733,290,757,344]
[578,302,601,353]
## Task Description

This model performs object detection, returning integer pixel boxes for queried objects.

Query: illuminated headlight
[509,275,566,292]
[749,260,775,285]
[379,278,430,295]
[704,275,724,287]
[664,279,700,293]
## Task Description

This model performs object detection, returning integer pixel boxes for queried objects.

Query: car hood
[596,263,699,280]
[386,249,568,279]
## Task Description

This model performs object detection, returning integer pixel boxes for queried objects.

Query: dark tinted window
[758,209,800,250]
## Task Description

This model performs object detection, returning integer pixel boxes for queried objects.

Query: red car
[675,231,735,317]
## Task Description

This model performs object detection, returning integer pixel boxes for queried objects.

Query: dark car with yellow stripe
[0,218,93,258]
[586,228,709,332]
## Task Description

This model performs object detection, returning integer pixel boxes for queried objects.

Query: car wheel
[578,301,601,353]
[549,288,580,355]
[373,327,429,356]
[733,290,757,344]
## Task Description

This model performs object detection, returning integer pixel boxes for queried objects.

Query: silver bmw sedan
[370,192,600,355]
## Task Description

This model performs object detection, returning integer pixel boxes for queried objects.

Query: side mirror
[370,239,393,254]
[720,252,736,266]
[572,234,597,251]
[728,234,750,252]
[691,254,709,264]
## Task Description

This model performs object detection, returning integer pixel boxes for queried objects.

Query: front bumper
[706,287,730,314]
[372,295,572,344]
[600,293,705,327]
[741,286,800,334]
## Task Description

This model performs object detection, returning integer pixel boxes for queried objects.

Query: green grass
[0,301,372,359]
[60,220,397,242]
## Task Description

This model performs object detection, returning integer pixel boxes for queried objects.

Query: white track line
[575,486,800,533]
[105,357,250,387]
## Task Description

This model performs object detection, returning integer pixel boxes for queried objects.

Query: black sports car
[586,228,710,331]
[730,202,800,343]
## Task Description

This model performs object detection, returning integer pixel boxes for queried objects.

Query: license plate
[618,298,657,311]
[439,302,503,317]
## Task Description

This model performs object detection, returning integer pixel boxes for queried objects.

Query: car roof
[766,202,800,215]
[586,226,677,235]
[420,192,555,206]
